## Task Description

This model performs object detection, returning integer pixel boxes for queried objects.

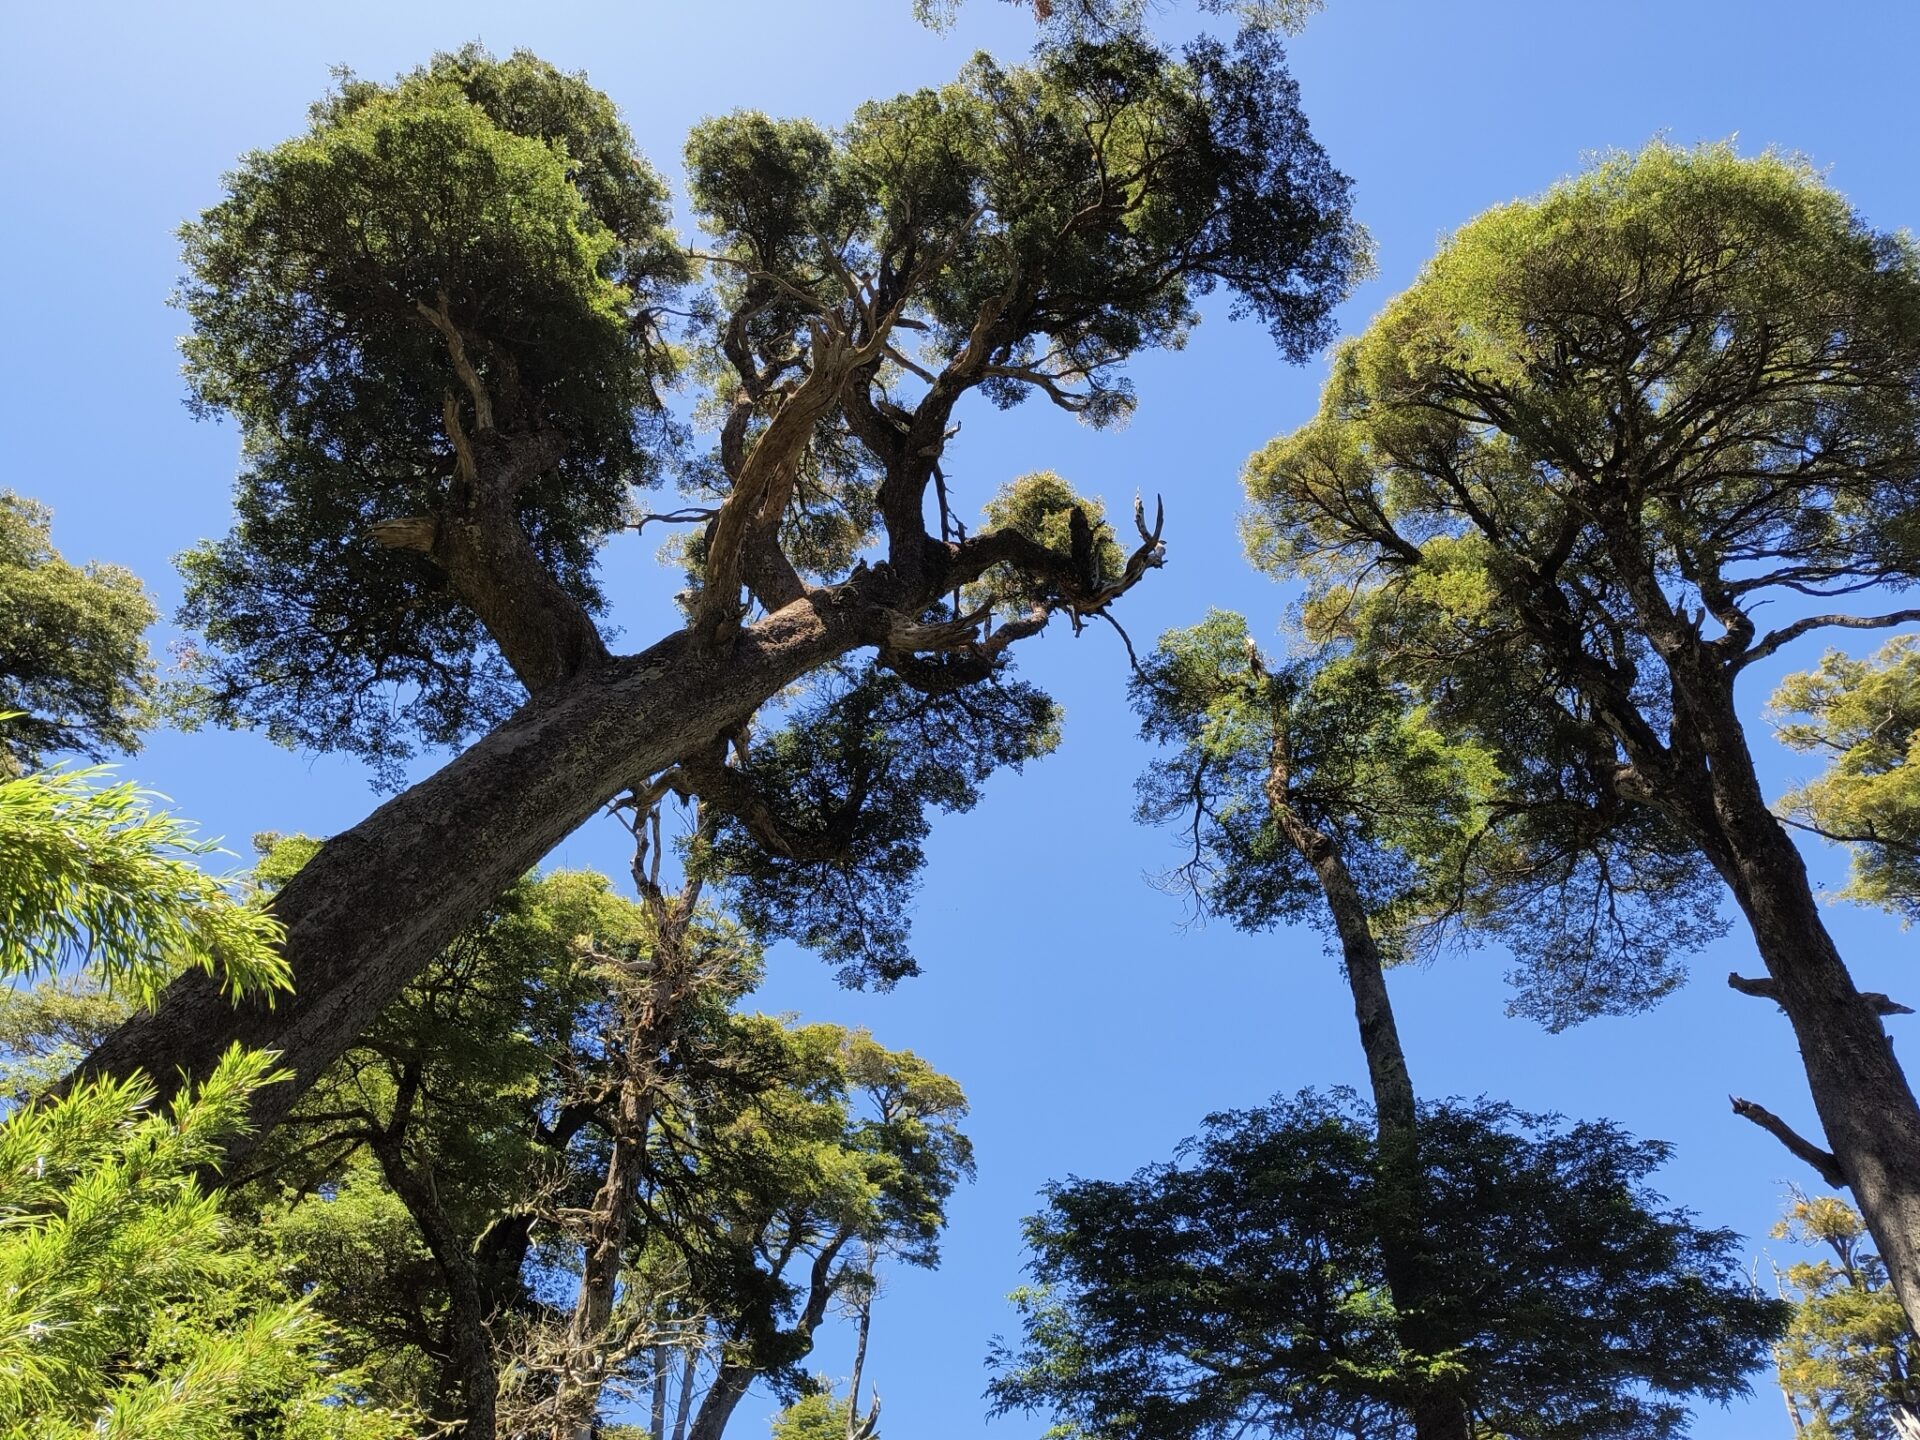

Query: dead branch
[1731,1096,1847,1189]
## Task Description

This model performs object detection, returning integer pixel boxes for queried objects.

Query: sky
[5,2,1920,1435]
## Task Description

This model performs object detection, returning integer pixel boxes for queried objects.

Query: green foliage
[237,856,972,1425]
[771,1387,862,1440]
[1772,1194,1920,1440]
[0,492,157,771]
[1132,610,1494,949]
[0,763,288,1004]
[914,0,1325,39]
[702,662,1060,986]
[1238,141,1920,1022]
[644,1018,973,1392]
[972,472,1125,619]
[989,1091,1787,1440]
[0,979,131,1104]
[0,770,405,1436]
[1772,636,1920,920]
[175,46,685,773]
[0,1047,409,1440]
[1130,612,1717,1022]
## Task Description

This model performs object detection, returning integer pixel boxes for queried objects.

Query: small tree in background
[1771,636,1920,922]
[1773,1193,1920,1440]
[0,493,157,775]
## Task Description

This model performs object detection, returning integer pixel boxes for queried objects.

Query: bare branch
[1731,1096,1846,1188]
[1740,609,1920,671]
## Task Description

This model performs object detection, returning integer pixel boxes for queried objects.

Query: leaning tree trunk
[1682,683,1920,1339]
[1273,803,1470,1440]
[72,592,884,1159]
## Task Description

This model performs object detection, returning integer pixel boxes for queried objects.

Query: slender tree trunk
[369,1129,499,1440]
[1270,798,1469,1440]
[650,1345,669,1440]
[669,1334,698,1440]
[548,1089,652,1440]
[71,591,885,1159]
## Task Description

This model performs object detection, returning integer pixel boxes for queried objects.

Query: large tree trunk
[72,591,884,1158]
[1683,683,1920,1338]
[1272,802,1469,1440]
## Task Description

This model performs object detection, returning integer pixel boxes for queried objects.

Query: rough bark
[74,589,888,1155]
[683,1366,753,1440]
[1682,707,1920,1337]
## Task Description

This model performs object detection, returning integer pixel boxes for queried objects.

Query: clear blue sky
[5,3,1920,1435]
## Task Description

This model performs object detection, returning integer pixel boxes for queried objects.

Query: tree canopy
[989,1091,1785,1440]
[1771,635,1920,921]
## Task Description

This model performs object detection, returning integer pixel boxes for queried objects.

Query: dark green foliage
[175,47,685,773]
[0,493,157,770]
[989,1091,1788,1440]
[701,662,1061,986]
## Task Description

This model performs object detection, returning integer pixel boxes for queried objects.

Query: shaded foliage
[990,1091,1786,1440]
[700,662,1060,986]
[175,46,685,775]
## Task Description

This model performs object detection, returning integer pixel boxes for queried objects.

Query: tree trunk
[1271,802,1469,1440]
[548,1089,651,1440]
[370,1128,499,1440]
[71,591,885,1159]
[669,1338,698,1440]
[684,1365,753,1440]
[1683,691,1920,1338]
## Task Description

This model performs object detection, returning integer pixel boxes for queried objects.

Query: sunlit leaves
[0,764,287,1006]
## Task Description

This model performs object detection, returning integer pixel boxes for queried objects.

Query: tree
[1771,635,1920,921]
[1242,140,1920,1328]
[1125,612,1757,1439]
[1772,1193,1920,1440]
[216,836,971,1440]
[0,491,158,773]
[80,36,1366,1155]
[988,1090,1785,1440]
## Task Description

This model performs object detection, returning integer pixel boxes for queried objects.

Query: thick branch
[416,293,495,434]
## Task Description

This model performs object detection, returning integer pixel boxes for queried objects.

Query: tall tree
[0,491,158,773]
[1126,612,1747,1439]
[1243,140,1920,1327]
[80,37,1365,1151]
